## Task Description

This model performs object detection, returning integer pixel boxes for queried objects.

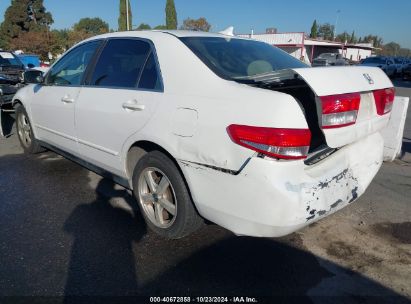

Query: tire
[15,105,44,154]
[132,151,203,239]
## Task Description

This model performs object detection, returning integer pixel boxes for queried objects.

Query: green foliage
[165,0,177,30]
[317,23,334,40]
[360,35,383,48]
[335,31,349,43]
[154,25,167,30]
[73,17,109,35]
[180,17,211,32]
[349,31,357,44]
[118,0,132,31]
[0,0,53,40]
[310,20,318,38]
[51,29,70,52]
[381,42,401,56]
[136,23,151,30]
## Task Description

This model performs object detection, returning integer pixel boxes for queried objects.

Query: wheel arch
[125,140,190,192]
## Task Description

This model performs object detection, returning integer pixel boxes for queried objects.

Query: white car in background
[5,31,397,239]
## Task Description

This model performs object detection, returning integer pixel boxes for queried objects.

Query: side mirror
[27,63,35,69]
[23,70,44,84]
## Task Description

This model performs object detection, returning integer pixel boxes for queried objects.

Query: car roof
[84,30,241,42]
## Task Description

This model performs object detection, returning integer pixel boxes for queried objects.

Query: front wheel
[132,151,203,239]
[15,105,44,154]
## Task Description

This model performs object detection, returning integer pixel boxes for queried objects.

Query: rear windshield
[0,51,24,67]
[363,57,385,64]
[180,37,307,80]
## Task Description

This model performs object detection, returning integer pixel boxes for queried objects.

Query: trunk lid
[291,66,394,148]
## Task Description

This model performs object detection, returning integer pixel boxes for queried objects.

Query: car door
[75,38,163,176]
[29,40,102,154]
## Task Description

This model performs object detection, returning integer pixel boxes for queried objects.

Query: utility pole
[126,0,130,31]
[333,9,341,41]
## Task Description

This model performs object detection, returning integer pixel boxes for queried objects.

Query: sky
[1,0,410,48]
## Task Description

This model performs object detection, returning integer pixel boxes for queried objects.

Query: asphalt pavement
[0,81,410,303]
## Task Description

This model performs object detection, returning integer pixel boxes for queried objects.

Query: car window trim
[84,37,164,93]
[43,39,105,88]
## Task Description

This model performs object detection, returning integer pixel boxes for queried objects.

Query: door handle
[61,96,75,103]
[122,101,145,111]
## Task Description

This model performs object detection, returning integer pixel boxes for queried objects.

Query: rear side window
[90,39,150,88]
[138,52,161,90]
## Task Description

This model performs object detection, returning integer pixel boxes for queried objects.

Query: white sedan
[5,31,397,239]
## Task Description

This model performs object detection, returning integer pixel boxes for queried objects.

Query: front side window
[46,41,101,86]
[90,39,151,88]
[180,37,307,80]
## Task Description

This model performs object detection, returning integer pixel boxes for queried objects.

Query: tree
[398,48,411,57]
[154,25,167,30]
[9,31,50,59]
[136,23,151,30]
[0,0,53,43]
[118,0,132,31]
[349,31,357,44]
[310,20,318,38]
[180,17,211,32]
[335,31,349,43]
[50,29,70,54]
[381,42,401,56]
[165,0,177,30]
[73,17,109,35]
[317,23,334,40]
[361,35,383,48]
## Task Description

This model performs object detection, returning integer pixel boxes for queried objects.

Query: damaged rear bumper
[179,132,383,237]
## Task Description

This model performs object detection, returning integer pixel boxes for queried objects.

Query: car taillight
[373,88,395,115]
[320,93,361,129]
[227,125,311,160]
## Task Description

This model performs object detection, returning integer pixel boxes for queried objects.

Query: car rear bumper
[180,132,383,237]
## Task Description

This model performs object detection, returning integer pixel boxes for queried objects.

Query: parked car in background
[360,56,396,77]
[3,31,397,239]
[0,51,47,136]
[312,53,348,67]
[0,50,25,106]
[393,57,406,75]
[17,54,41,69]
[403,62,411,80]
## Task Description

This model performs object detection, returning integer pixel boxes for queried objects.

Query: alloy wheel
[138,167,177,228]
[17,112,32,148]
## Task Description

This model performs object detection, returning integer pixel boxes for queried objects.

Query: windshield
[363,57,385,64]
[180,37,307,80]
[0,51,24,67]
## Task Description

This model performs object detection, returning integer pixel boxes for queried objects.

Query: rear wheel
[15,105,44,154]
[132,151,203,239]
